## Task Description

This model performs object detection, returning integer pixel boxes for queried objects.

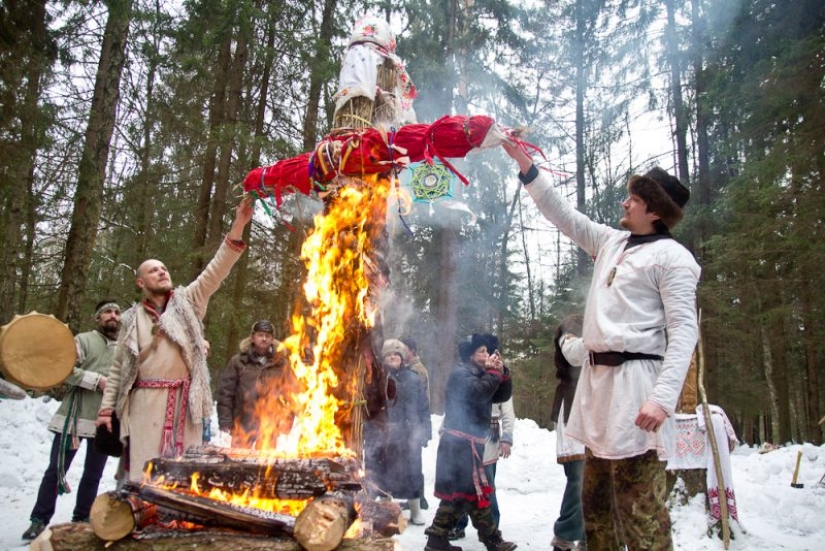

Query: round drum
[0,312,76,391]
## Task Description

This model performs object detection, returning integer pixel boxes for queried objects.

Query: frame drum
[0,312,76,390]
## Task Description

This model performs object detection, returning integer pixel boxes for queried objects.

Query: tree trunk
[190,32,231,278]
[147,451,361,501]
[207,31,248,253]
[132,1,164,263]
[90,492,157,542]
[432,221,459,414]
[517,193,536,323]
[494,155,522,333]
[691,0,711,253]
[55,0,133,330]
[0,0,50,324]
[293,493,356,551]
[768,302,792,444]
[665,0,691,187]
[574,0,589,280]
[225,15,277,362]
[303,0,337,150]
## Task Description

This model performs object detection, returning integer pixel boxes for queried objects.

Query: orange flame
[148,174,393,524]
[269,174,391,457]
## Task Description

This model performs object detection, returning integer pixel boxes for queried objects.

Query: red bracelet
[98,411,113,417]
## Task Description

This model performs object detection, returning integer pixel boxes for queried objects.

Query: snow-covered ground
[1,396,823,550]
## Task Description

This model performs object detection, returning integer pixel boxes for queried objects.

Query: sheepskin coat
[100,237,245,481]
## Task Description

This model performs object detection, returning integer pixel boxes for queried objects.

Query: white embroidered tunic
[526,172,700,460]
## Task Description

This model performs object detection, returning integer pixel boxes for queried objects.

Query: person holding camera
[423,333,516,551]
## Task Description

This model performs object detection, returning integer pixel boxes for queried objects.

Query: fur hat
[382,339,406,360]
[251,319,274,334]
[399,336,417,352]
[458,333,499,362]
[627,167,690,229]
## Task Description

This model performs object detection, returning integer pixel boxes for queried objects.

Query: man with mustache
[96,199,253,482]
[503,142,699,551]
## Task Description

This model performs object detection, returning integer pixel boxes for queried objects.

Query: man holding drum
[23,300,122,541]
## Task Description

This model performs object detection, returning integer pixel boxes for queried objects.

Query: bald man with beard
[96,199,253,482]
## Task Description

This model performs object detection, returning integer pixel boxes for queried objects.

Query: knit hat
[627,167,690,229]
[382,339,406,360]
[251,319,275,334]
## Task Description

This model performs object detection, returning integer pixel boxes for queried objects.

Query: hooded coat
[369,361,431,499]
[216,339,295,443]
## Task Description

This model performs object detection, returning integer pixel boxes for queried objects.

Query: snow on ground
[1,396,823,550]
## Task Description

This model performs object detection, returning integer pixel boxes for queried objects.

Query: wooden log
[355,497,406,537]
[90,491,157,541]
[134,483,295,536]
[147,449,361,500]
[294,493,357,551]
[32,522,398,551]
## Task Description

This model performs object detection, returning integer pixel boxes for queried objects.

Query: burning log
[294,493,357,551]
[135,483,296,536]
[146,446,362,500]
[355,496,406,537]
[91,481,295,541]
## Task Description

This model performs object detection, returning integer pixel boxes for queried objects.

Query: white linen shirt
[526,172,700,460]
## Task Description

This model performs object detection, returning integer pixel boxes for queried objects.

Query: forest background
[1,0,822,447]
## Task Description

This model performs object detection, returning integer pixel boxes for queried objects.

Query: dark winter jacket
[434,360,512,502]
[371,366,432,499]
[215,341,295,439]
[441,361,512,438]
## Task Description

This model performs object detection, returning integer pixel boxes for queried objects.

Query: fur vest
[111,290,212,423]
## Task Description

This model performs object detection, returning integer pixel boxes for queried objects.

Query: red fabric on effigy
[242,115,541,206]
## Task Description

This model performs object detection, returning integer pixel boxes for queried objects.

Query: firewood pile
[148,445,363,500]
[57,446,405,551]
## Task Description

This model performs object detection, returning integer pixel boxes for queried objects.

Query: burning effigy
[76,15,541,551]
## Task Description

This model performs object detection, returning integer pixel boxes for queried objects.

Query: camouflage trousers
[582,449,673,551]
[425,498,498,542]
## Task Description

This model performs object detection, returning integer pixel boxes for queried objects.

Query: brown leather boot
[425,534,463,551]
[482,530,518,551]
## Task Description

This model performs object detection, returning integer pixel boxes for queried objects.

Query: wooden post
[697,309,730,549]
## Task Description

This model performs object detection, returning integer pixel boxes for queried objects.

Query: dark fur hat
[251,319,275,334]
[627,167,690,229]
[458,333,499,362]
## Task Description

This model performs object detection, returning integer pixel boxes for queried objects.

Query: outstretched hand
[502,140,534,175]
[235,196,254,226]
[228,196,254,240]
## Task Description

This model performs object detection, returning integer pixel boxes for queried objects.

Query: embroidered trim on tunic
[134,378,191,457]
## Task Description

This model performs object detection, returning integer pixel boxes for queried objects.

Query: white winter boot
[408,498,426,525]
